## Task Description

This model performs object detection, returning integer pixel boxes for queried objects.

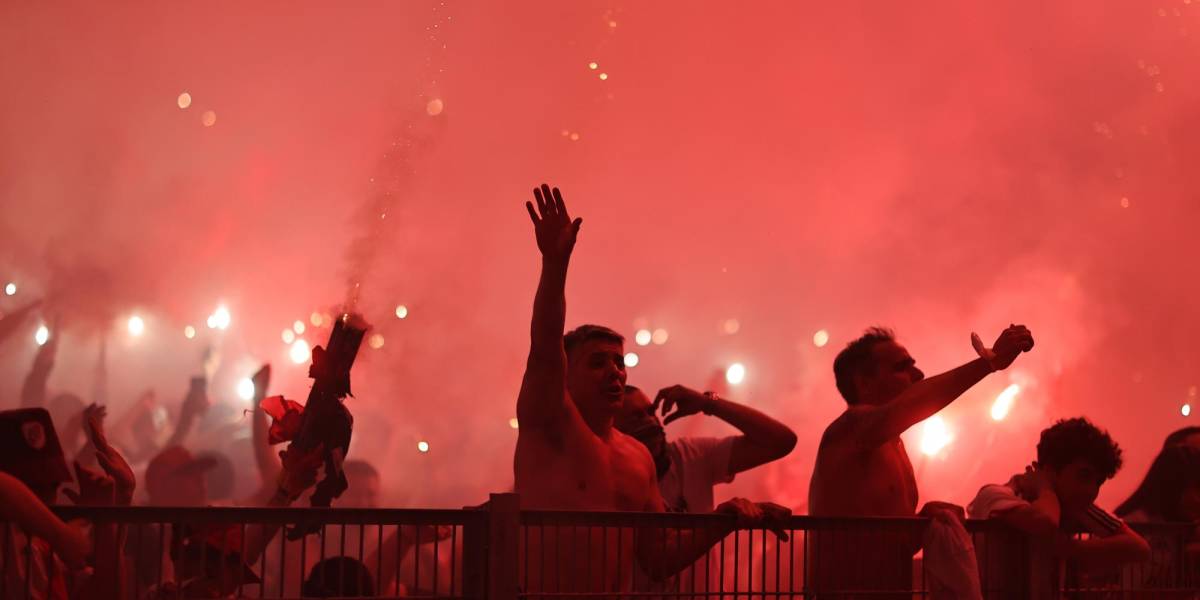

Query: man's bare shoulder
[817,405,881,455]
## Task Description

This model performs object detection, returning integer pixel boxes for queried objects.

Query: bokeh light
[282,329,296,344]
[417,441,430,453]
[202,110,217,127]
[3,282,15,296]
[208,306,231,330]
[395,305,408,319]
[652,329,669,345]
[368,333,385,349]
[426,98,444,116]
[127,315,145,337]
[310,312,324,327]
[509,418,519,430]
[726,363,746,385]
[624,352,639,368]
[1183,403,1192,417]
[289,339,310,364]
[293,320,305,334]
[813,329,830,347]
[34,325,49,346]
[177,92,192,109]
[184,326,196,339]
[634,329,652,346]
[723,319,741,334]
[236,378,255,402]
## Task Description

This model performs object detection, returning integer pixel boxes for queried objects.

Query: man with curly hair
[968,417,1150,594]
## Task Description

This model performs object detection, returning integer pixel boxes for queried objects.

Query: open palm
[525,184,582,261]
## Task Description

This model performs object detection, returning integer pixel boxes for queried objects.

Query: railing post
[487,493,520,600]
[463,493,520,600]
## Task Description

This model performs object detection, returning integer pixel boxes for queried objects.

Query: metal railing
[0,496,1195,599]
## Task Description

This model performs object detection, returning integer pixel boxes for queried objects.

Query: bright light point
[652,329,669,345]
[990,383,1021,421]
[569,132,580,141]
[426,98,444,116]
[282,329,295,344]
[588,62,599,70]
[417,441,430,453]
[310,312,323,327]
[1184,404,1192,417]
[509,418,519,430]
[236,378,255,402]
[289,339,310,364]
[598,73,609,81]
[813,329,830,347]
[726,363,746,385]
[608,20,617,28]
[177,93,192,109]
[209,306,231,330]
[292,320,305,334]
[919,416,954,456]
[635,329,652,346]
[1120,197,1130,208]
[127,315,145,337]
[722,319,740,335]
[368,333,385,349]
[201,110,217,127]
[395,305,408,319]
[34,325,49,346]
[184,326,196,339]
[4,283,15,296]
[624,352,639,368]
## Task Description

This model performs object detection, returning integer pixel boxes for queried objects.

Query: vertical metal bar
[340,523,347,589]
[773,527,780,600]
[156,523,166,592]
[729,530,739,595]
[414,523,422,594]
[452,524,459,598]
[359,524,366,567]
[2,523,9,599]
[585,524,592,592]
[279,525,289,598]
[539,523,545,594]
[236,523,247,598]
[300,531,309,595]
[132,522,144,600]
[434,522,441,595]
[523,520,530,593]
[376,523,384,596]
[601,525,608,594]
[616,525,623,596]
[257,524,267,600]
[719,533,726,600]
[395,526,403,597]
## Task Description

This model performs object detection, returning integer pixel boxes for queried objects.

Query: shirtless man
[806,325,1033,596]
[515,184,772,593]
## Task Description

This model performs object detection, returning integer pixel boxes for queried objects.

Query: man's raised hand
[525,184,582,262]
[971,324,1034,372]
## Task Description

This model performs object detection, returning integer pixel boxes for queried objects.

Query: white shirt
[658,436,737,514]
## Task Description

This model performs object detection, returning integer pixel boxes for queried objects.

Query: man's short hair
[1037,417,1123,480]
[563,324,624,359]
[833,327,895,404]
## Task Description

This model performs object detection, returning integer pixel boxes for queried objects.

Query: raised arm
[516,184,584,434]
[655,385,797,474]
[855,325,1033,449]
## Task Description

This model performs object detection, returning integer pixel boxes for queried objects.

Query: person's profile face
[1051,460,1103,512]
[566,339,628,416]
[615,388,667,459]
[856,342,924,405]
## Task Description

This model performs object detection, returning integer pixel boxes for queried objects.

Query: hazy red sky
[1,1,1198,508]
